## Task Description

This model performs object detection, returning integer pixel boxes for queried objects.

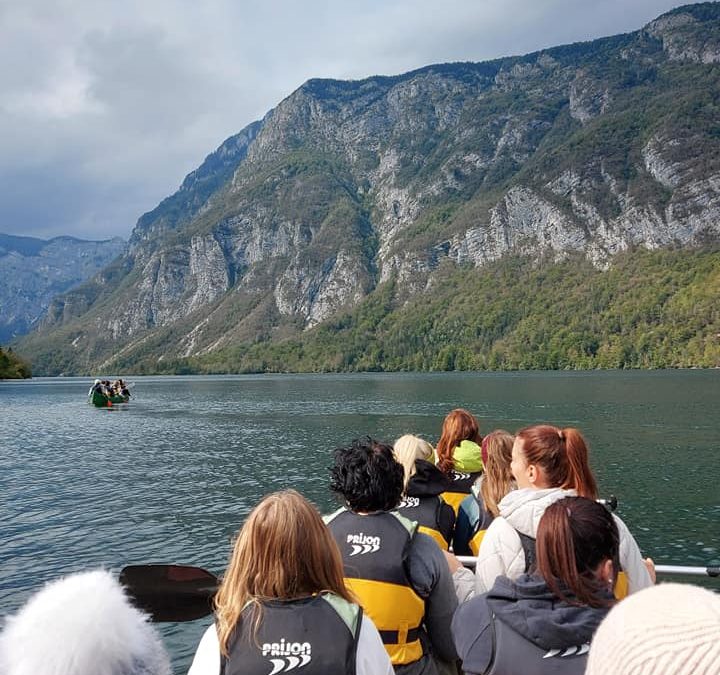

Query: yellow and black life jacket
[464,491,495,556]
[441,470,483,516]
[325,508,425,666]
[396,495,450,550]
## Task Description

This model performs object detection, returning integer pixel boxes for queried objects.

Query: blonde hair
[214,490,353,656]
[479,430,515,516]
[394,435,434,492]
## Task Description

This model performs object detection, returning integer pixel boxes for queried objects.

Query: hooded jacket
[452,575,611,675]
[397,460,456,548]
[473,488,653,596]
[0,570,172,675]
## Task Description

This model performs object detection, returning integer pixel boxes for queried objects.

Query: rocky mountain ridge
[18,3,720,374]
[0,234,125,343]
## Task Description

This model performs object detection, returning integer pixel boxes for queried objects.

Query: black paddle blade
[120,564,219,622]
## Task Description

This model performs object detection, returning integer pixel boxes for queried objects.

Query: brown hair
[479,430,515,516]
[394,435,434,493]
[536,496,619,608]
[436,408,482,475]
[214,490,353,656]
[515,425,598,498]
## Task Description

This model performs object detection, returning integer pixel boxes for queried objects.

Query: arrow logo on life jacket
[268,654,311,674]
[542,644,590,659]
[350,542,380,555]
[453,472,470,481]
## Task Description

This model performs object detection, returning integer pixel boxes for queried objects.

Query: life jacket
[468,492,495,556]
[325,508,425,666]
[396,495,450,550]
[482,599,590,675]
[441,470,483,515]
[514,529,628,600]
[221,593,361,675]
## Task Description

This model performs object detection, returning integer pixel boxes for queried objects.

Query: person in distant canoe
[393,434,456,550]
[435,409,484,515]
[452,497,619,675]
[453,430,515,556]
[326,437,458,675]
[88,379,102,396]
[188,489,393,675]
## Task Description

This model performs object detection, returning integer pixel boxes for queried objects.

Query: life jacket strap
[378,627,421,645]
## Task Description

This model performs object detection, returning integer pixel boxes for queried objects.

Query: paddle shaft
[455,556,720,577]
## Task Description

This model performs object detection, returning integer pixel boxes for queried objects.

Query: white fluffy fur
[0,570,172,675]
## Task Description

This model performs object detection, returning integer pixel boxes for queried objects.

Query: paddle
[119,564,218,622]
[120,560,719,623]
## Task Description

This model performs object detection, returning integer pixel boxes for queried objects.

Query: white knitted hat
[0,570,172,675]
[585,582,720,675]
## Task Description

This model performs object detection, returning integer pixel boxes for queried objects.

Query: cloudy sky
[0,0,701,241]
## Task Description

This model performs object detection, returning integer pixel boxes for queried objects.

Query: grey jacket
[395,527,460,675]
[452,574,611,675]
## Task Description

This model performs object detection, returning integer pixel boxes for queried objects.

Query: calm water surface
[1,371,719,672]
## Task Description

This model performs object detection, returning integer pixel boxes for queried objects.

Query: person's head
[511,424,598,498]
[536,496,619,608]
[479,430,515,516]
[215,489,352,656]
[585,583,720,675]
[436,408,482,475]
[394,435,434,492]
[330,437,404,512]
[0,570,171,675]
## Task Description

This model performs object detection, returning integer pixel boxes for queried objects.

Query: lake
[1,371,718,673]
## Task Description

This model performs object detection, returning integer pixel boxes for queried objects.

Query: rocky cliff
[0,234,125,342]
[18,3,720,374]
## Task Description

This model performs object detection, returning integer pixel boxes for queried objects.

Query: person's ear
[598,558,614,588]
[527,463,538,484]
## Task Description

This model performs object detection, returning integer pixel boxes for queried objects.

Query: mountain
[17,3,720,375]
[0,234,125,343]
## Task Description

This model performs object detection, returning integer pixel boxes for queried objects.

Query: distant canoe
[89,390,130,407]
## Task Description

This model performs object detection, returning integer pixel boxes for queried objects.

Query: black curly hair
[329,437,404,512]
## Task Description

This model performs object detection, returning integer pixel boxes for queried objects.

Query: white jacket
[474,487,653,596]
[187,615,394,675]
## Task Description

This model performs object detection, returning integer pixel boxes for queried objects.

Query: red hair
[436,409,482,475]
[515,425,598,498]
[536,497,619,608]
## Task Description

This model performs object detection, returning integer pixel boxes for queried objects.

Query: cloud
[0,0,697,240]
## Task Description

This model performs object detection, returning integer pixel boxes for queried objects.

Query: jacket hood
[0,570,172,675]
[406,459,453,496]
[487,574,611,650]
[452,439,484,473]
[498,487,576,537]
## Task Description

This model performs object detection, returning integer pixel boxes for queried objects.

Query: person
[453,497,619,675]
[187,489,393,675]
[0,569,172,675]
[88,378,102,396]
[466,425,653,598]
[453,430,515,555]
[394,434,456,550]
[326,437,458,675]
[585,582,720,675]
[435,409,484,515]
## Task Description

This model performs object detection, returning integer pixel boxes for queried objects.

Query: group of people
[2,409,719,675]
[88,378,131,401]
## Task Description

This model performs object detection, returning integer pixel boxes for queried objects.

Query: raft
[90,390,130,407]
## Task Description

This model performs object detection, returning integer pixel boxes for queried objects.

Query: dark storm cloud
[0,0,700,241]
